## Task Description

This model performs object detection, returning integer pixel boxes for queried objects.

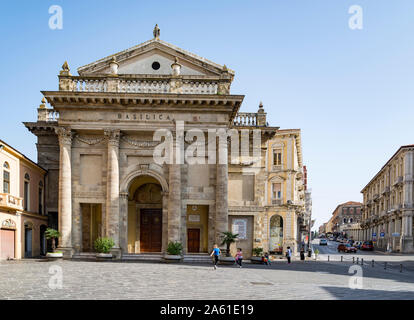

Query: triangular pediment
[77,39,234,77]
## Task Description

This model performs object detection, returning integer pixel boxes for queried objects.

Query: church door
[187,229,200,253]
[140,209,162,252]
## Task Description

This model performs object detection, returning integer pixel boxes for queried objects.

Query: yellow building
[263,129,306,254]
[360,145,414,253]
[0,140,47,259]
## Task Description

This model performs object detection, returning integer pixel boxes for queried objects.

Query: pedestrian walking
[300,247,305,261]
[235,248,243,268]
[286,246,292,264]
[264,252,271,266]
[210,244,221,270]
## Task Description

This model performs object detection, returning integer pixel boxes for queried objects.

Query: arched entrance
[127,175,163,253]
[24,222,33,258]
[269,215,283,254]
[40,225,47,256]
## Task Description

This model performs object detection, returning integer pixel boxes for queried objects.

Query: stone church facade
[24,29,307,259]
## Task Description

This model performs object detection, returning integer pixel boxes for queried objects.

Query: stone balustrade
[72,77,107,92]
[0,193,23,211]
[47,110,60,122]
[59,75,224,95]
[233,113,258,126]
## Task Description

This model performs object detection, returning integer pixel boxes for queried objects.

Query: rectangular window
[3,171,10,193]
[24,181,29,211]
[273,149,282,166]
[272,183,282,199]
[38,188,43,214]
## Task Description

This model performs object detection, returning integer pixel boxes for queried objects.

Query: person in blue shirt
[210,244,221,270]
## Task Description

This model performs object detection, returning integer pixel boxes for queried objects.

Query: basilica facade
[24,29,308,260]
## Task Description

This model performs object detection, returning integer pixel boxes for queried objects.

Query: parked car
[361,241,374,251]
[353,241,362,249]
[319,239,328,246]
[337,244,357,253]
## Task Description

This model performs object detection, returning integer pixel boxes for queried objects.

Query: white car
[319,239,328,246]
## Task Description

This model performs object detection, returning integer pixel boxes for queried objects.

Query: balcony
[271,198,283,206]
[393,176,403,187]
[388,204,403,214]
[373,194,380,202]
[0,193,23,211]
[366,200,373,207]
[381,186,390,195]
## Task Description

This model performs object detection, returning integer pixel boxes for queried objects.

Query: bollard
[361,258,364,265]
[400,264,403,273]
[357,257,359,265]
[384,262,387,270]
[372,259,374,267]
[328,255,330,262]
[341,256,343,262]
[353,257,355,264]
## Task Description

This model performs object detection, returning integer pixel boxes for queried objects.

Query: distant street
[312,239,414,263]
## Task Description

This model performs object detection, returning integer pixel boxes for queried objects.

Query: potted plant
[45,228,63,259]
[219,231,238,264]
[251,247,264,263]
[314,248,319,260]
[163,241,183,263]
[94,237,115,260]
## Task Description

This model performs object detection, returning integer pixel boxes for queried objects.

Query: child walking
[286,246,292,264]
[210,244,221,270]
[235,248,243,268]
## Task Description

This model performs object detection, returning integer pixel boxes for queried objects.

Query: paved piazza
[1,258,414,300]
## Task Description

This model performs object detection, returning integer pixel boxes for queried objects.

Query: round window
[152,61,161,70]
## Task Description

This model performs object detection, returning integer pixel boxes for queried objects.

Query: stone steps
[122,254,163,262]
[183,254,213,263]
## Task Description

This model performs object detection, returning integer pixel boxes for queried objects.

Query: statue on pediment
[153,24,160,39]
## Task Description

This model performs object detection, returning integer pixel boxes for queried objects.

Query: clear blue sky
[1,1,413,230]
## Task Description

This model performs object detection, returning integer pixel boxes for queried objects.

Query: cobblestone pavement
[0,259,413,300]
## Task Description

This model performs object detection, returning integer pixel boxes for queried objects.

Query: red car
[361,241,374,251]
[337,244,357,253]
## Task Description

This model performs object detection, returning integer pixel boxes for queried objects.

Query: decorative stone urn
[46,252,63,260]
[219,256,235,265]
[96,253,113,261]
[162,254,182,263]
[250,256,263,264]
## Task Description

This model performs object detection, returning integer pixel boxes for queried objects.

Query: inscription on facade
[117,113,173,121]
[232,219,247,239]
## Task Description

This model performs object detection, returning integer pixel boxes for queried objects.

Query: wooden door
[187,229,200,253]
[1,229,15,260]
[140,209,162,252]
[25,228,32,258]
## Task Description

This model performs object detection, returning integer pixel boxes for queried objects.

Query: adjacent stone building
[0,139,47,259]
[24,28,306,259]
[324,201,362,237]
[360,145,414,253]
